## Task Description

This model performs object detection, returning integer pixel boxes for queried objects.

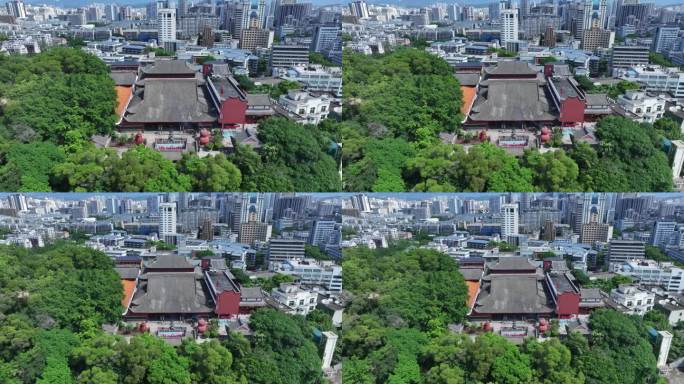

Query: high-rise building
[8,194,28,212]
[448,197,462,215]
[351,194,371,212]
[178,0,188,17]
[6,0,26,18]
[105,197,118,215]
[240,26,274,50]
[238,193,264,224]
[311,25,339,53]
[652,26,680,54]
[274,2,311,27]
[501,203,519,238]
[309,220,336,246]
[159,202,177,239]
[273,195,309,219]
[616,2,651,28]
[198,219,214,240]
[651,221,677,247]
[157,8,177,44]
[201,26,215,47]
[104,4,119,21]
[581,222,613,244]
[147,194,163,214]
[238,220,272,245]
[348,0,369,18]
[582,26,615,50]
[500,8,519,45]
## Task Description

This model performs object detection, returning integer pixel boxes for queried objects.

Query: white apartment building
[616,91,667,123]
[610,284,655,315]
[278,90,331,125]
[620,65,684,98]
[158,202,177,240]
[157,8,176,44]
[500,203,519,238]
[500,8,519,45]
[282,65,342,97]
[616,259,684,293]
[270,283,318,315]
[272,258,343,292]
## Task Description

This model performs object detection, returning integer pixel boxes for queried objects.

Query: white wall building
[278,90,331,125]
[270,283,318,315]
[501,203,519,238]
[272,259,343,292]
[619,65,684,98]
[500,8,519,45]
[616,259,684,293]
[610,284,655,315]
[157,8,177,44]
[158,202,177,240]
[281,65,342,97]
[616,91,667,123]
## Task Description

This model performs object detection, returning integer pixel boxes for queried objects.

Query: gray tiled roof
[142,60,196,75]
[148,255,193,270]
[129,272,212,314]
[470,79,556,122]
[454,72,480,86]
[124,74,218,123]
[484,61,537,76]
[475,275,554,314]
[110,71,137,86]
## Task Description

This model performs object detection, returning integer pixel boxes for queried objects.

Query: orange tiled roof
[121,279,136,308]
[466,280,480,310]
[460,86,477,115]
[115,85,132,117]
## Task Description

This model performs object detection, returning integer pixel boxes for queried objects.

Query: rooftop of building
[469,78,556,122]
[128,271,212,314]
[487,257,539,273]
[474,274,554,315]
[123,72,218,123]
[141,59,197,76]
[484,61,538,77]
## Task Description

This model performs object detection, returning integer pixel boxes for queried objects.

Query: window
[299,299,304,305]
[636,108,642,114]
[657,105,662,111]
[309,298,315,303]
[310,107,316,113]
[288,301,295,306]
[321,106,327,112]
[298,108,305,114]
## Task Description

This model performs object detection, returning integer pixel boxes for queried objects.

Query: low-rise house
[609,284,655,315]
[271,283,318,315]
[615,91,667,123]
[278,90,330,125]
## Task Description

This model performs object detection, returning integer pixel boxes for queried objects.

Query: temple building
[124,255,266,320]
[120,60,218,130]
[467,61,556,129]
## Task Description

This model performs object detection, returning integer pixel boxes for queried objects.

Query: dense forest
[0,243,330,384]
[0,48,341,192]
[341,243,669,384]
[342,48,676,192]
